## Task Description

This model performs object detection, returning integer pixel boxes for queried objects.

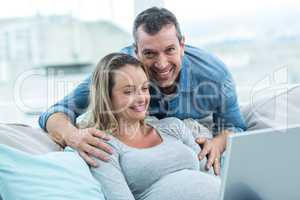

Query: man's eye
[167,48,175,53]
[144,52,155,58]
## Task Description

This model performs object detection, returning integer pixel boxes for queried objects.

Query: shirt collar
[179,55,192,92]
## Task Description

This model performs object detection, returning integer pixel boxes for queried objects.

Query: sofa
[0,85,299,199]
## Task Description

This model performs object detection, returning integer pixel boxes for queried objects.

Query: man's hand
[196,131,230,176]
[65,128,113,167]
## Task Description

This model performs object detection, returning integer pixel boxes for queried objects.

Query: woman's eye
[142,87,149,91]
[124,91,133,95]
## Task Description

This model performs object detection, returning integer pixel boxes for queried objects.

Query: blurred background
[0,0,299,127]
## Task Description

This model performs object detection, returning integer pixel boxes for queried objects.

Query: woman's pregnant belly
[139,169,221,200]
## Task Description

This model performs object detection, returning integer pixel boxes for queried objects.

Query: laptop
[219,125,300,200]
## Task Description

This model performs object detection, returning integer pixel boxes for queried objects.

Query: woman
[83,53,220,200]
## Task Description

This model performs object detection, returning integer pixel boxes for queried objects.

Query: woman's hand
[65,127,114,167]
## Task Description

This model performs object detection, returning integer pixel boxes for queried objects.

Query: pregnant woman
[83,53,220,200]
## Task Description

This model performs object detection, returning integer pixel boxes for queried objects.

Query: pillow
[0,145,105,200]
[0,123,61,154]
[242,85,300,130]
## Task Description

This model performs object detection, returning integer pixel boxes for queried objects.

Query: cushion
[242,85,300,130]
[0,123,61,154]
[0,123,62,200]
[0,145,105,200]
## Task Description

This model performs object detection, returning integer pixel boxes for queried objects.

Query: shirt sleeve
[120,45,135,55]
[212,76,246,134]
[91,141,135,200]
[38,76,91,131]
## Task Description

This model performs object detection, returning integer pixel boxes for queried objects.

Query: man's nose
[154,55,168,69]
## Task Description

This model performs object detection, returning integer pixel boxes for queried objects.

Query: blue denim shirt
[39,45,246,133]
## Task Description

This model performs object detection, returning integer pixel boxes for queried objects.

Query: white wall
[134,0,164,16]
[0,61,8,82]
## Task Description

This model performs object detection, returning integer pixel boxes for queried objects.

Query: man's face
[135,24,185,89]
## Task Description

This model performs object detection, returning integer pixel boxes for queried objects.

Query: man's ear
[179,36,185,48]
[179,36,185,56]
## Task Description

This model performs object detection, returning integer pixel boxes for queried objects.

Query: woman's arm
[90,142,135,200]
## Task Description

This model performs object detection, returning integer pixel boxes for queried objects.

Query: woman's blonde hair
[82,53,148,132]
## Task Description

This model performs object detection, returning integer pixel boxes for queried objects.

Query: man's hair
[133,7,183,43]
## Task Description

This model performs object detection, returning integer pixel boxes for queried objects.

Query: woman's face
[111,64,150,122]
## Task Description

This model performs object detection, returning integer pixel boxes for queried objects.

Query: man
[39,7,246,175]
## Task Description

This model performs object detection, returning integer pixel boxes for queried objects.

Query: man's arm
[39,76,113,166]
[39,76,91,131]
[212,75,246,133]
[46,112,78,147]
[196,74,246,175]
